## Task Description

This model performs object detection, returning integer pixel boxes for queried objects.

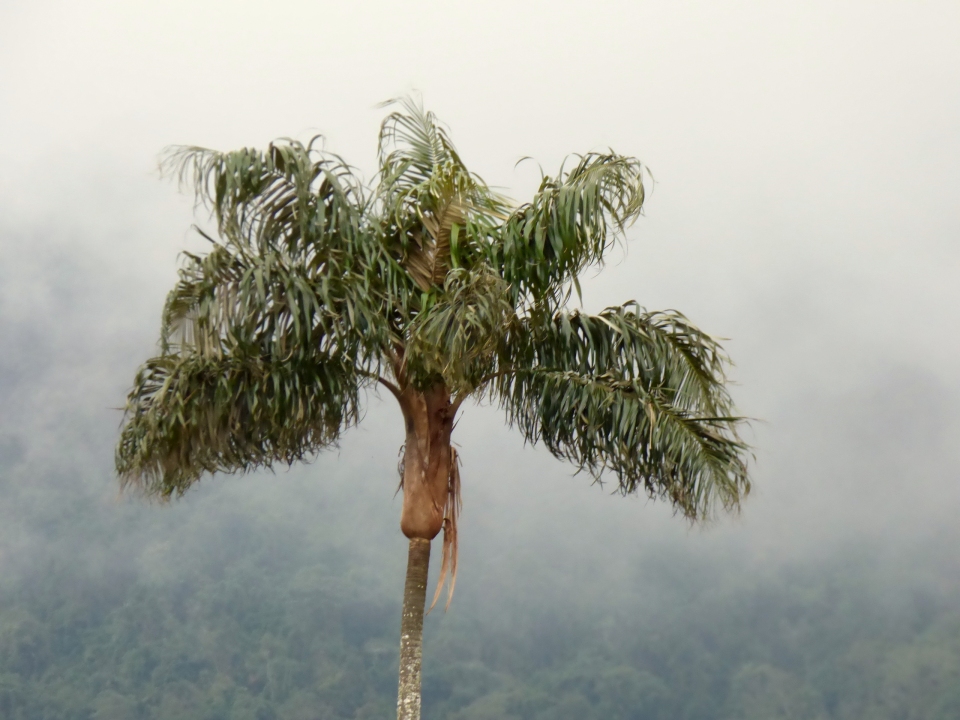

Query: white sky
[4,1,958,367]
[1,0,959,562]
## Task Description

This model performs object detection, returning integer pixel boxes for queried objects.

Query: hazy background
[1,2,959,718]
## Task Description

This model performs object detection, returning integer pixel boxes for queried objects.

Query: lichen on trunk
[397,537,430,720]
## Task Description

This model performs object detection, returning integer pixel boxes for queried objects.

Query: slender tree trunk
[394,381,454,719]
[397,537,431,720]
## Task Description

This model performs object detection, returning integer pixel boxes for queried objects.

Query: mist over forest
[3,1,960,718]
[1,198,959,719]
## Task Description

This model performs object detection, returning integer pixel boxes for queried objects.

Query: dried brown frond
[428,447,462,613]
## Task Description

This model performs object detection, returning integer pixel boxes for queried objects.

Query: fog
[1,1,959,717]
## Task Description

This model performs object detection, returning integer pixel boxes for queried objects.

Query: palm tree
[116,97,750,720]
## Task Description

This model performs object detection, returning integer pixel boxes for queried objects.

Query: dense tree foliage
[1,457,958,720]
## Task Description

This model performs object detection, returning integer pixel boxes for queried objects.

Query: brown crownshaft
[398,383,454,541]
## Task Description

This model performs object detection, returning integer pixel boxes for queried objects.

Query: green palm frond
[160,229,388,368]
[505,370,747,517]
[116,351,363,498]
[513,304,735,415]
[119,140,398,499]
[405,268,516,393]
[162,138,368,249]
[494,153,647,308]
[377,96,465,194]
[160,140,393,368]
[492,305,748,518]
[375,97,509,293]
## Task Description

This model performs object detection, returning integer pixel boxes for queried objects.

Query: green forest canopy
[1,436,959,720]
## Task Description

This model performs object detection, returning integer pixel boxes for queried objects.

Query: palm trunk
[397,537,431,720]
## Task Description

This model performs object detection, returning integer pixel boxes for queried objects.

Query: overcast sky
[1,0,958,582]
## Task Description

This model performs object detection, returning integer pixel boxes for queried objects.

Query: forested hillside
[1,415,959,720]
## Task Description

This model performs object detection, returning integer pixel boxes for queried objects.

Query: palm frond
[492,305,749,518]
[160,230,389,369]
[377,96,465,191]
[494,152,647,308]
[162,138,368,250]
[507,304,735,415]
[402,197,468,291]
[116,351,364,498]
[502,370,747,517]
[160,140,393,369]
[375,97,509,292]
[405,268,515,392]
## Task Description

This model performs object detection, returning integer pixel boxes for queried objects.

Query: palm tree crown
[118,97,747,508]
[116,97,750,720]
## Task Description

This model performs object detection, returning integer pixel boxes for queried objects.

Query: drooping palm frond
[160,225,388,369]
[162,138,367,252]
[160,139,392,364]
[494,153,647,309]
[404,267,516,393]
[491,305,749,518]
[116,351,363,498]
[514,304,736,416]
[119,142,396,498]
